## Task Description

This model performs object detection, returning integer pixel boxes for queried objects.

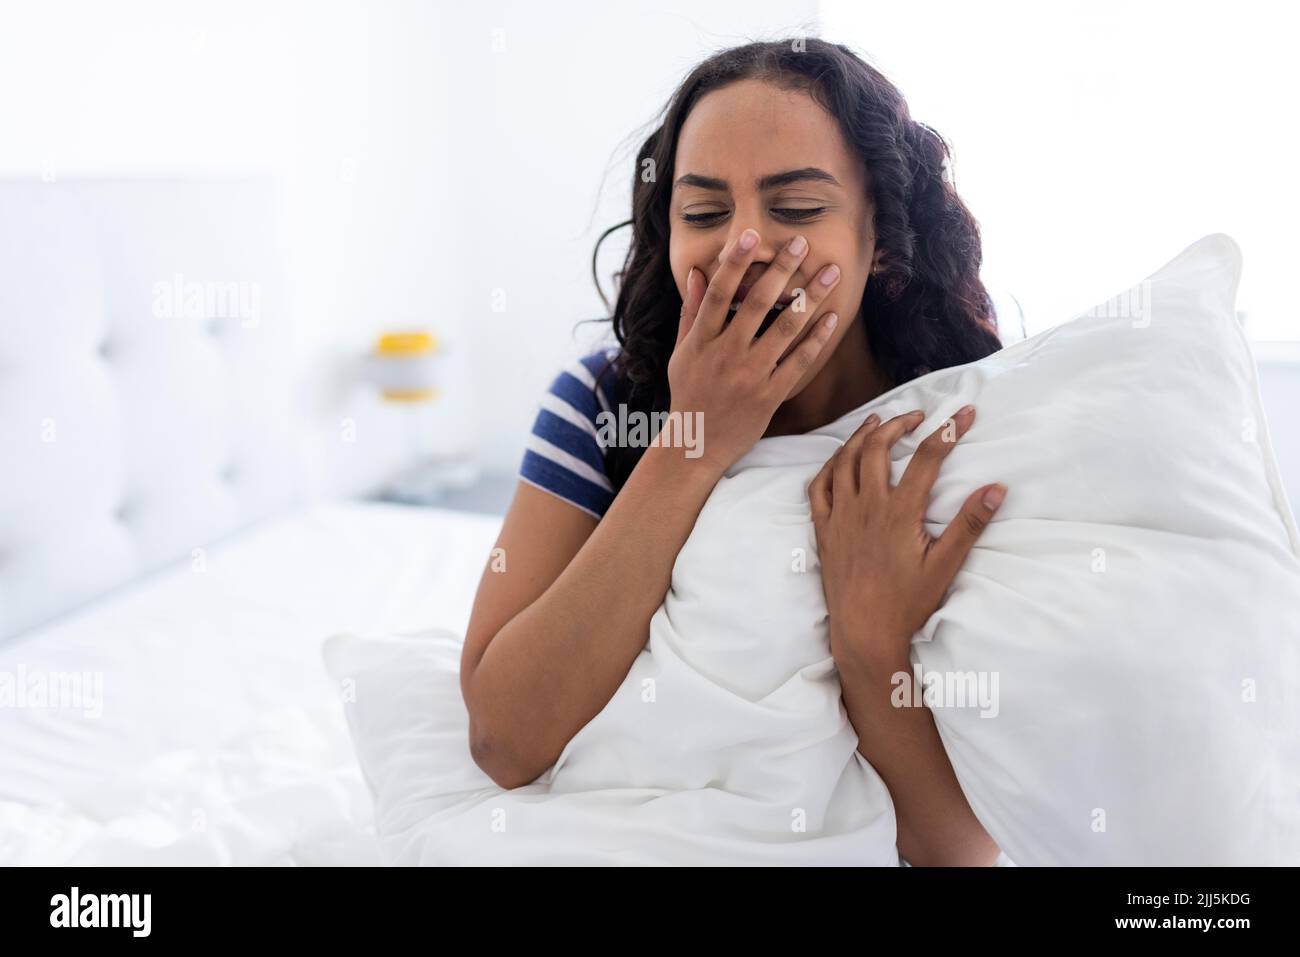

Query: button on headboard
[0,179,298,641]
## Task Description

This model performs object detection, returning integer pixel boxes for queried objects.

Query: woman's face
[669,78,881,399]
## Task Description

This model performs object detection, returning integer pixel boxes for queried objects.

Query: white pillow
[869,232,1300,865]
[321,628,499,862]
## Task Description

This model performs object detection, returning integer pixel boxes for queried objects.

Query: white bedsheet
[0,501,502,865]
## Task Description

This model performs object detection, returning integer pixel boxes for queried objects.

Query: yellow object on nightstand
[373,331,440,402]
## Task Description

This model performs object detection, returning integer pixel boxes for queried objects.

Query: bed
[0,500,501,865]
[0,178,504,866]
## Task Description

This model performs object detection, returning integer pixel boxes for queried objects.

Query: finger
[728,234,811,343]
[831,413,878,497]
[928,482,1007,586]
[808,450,835,522]
[771,311,839,394]
[694,228,763,340]
[753,260,843,369]
[896,404,976,515]
[860,409,927,495]
[676,266,705,347]
[836,408,883,494]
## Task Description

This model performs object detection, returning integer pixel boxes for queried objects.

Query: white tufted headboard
[0,179,299,641]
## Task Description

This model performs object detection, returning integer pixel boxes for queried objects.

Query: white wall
[0,0,464,497]
[821,0,1300,341]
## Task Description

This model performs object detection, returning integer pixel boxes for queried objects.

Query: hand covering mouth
[726,288,797,336]
[728,304,785,343]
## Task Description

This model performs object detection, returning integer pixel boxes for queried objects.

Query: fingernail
[824,312,838,332]
[788,235,807,255]
[983,483,1006,510]
[740,229,758,250]
[686,267,698,294]
[819,264,840,285]
[958,404,975,417]
[866,412,880,425]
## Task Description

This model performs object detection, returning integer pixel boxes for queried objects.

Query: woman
[459,38,1009,866]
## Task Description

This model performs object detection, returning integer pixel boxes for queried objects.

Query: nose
[717,224,786,271]
[721,227,802,297]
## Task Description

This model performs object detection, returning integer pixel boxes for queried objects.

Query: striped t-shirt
[519,349,622,519]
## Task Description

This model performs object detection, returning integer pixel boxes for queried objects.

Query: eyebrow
[673,167,842,192]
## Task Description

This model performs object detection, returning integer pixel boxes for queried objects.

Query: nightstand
[373,461,515,516]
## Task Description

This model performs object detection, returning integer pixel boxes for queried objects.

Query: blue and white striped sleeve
[518,351,618,519]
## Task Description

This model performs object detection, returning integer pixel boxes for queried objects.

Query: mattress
[0,501,502,865]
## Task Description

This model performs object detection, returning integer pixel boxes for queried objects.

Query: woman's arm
[835,643,1000,866]
[460,448,724,789]
[809,406,1007,865]
[461,228,841,789]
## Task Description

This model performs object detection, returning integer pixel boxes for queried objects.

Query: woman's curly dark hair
[590,37,1003,492]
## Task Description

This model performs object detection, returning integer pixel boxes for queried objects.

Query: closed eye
[680,207,829,226]
[773,207,828,222]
